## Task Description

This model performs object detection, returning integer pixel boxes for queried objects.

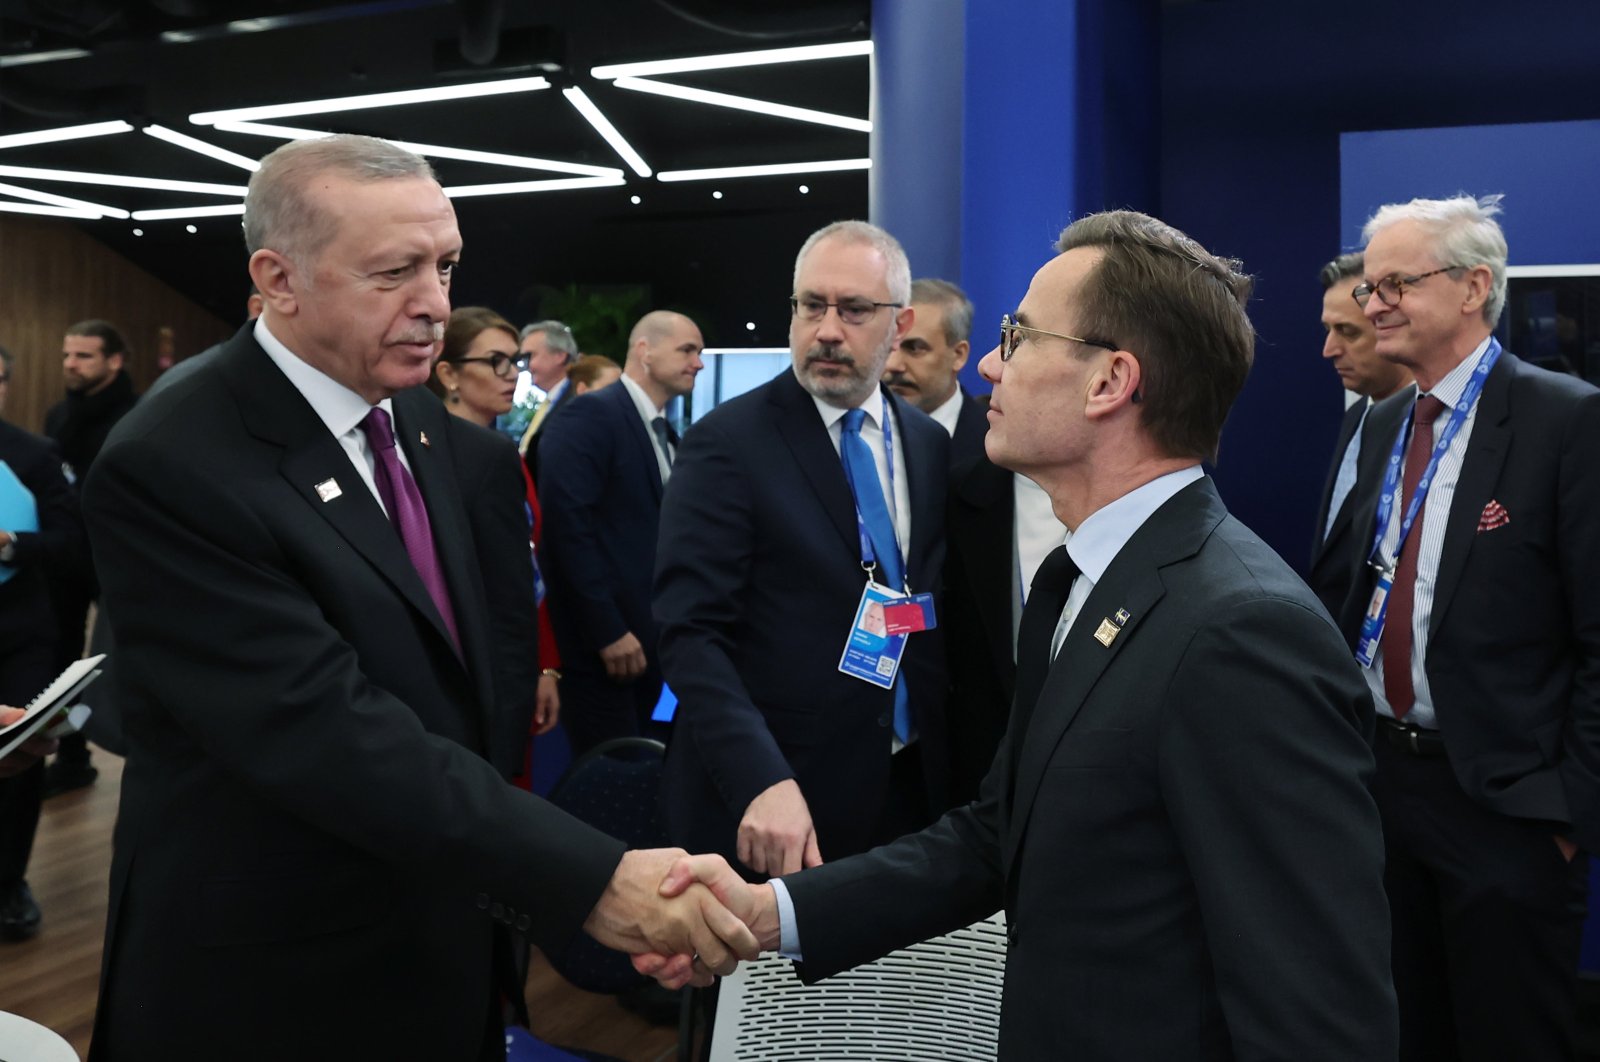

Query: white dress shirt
[810,389,912,585]
[255,318,408,516]
[1364,335,1492,729]
[620,373,673,484]
[927,387,965,438]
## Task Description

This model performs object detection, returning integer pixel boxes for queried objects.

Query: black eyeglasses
[999,314,1117,361]
[790,295,903,326]
[1351,266,1464,308]
[450,353,528,379]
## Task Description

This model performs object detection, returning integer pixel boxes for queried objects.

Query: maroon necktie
[359,407,460,652]
[1380,395,1447,719]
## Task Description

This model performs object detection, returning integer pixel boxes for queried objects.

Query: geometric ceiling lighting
[612,77,870,133]
[561,87,652,178]
[188,76,550,125]
[0,120,134,150]
[130,203,248,221]
[444,175,627,199]
[0,180,130,219]
[590,40,872,80]
[142,125,261,171]
[0,201,106,219]
[0,163,247,195]
[656,159,872,182]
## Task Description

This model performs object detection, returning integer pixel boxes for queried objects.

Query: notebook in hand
[0,654,105,761]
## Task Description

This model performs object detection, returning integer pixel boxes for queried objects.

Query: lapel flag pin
[314,478,343,503]
[419,430,431,448]
[1114,608,1131,626]
[1094,618,1121,647]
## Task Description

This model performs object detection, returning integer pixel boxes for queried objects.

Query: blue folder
[0,461,38,586]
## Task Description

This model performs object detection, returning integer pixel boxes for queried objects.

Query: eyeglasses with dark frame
[450,353,529,379]
[1351,266,1465,309]
[999,314,1118,362]
[789,295,904,326]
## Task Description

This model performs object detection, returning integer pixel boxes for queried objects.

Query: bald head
[626,310,705,407]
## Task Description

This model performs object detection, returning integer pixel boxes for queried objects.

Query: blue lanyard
[838,394,901,582]
[1367,337,1501,571]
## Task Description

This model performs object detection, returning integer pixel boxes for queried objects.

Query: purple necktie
[359,407,460,652]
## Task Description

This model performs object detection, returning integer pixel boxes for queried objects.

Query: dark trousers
[0,639,54,883]
[560,668,665,759]
[870,740,931,846]
[1373,738,1589,1062]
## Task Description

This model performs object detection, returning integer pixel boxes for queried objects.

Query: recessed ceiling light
[0,120,133,151]
[185,224,198,233]
[612,77,870,133]
[443,175,626,199]
[561,87,651,178]
[657,159,870,183]
[132,228,143,236]
[630,195,641,205]
[799,184,810,194]
[143,125,260,171]
[0,164,247,196]
[0,180,129,218]
[745,322,756,331]
[712,190,723,200]
[591,41,872,80]
[211,121,623,178]
[189,76,550,125]
[132,203,247,220]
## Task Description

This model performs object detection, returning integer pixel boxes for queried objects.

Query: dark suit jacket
[445,413,541,780]
[1307,398,1368,619]
[0,421,82,657]
[1340,352,1600,851]
[538,380,665,683]
[949,388,989,466]
[655,370,951,870]
[943,454,1016,805]
[785,478,1396,1061]
[523,379,578,487]
[81,326,625,1062]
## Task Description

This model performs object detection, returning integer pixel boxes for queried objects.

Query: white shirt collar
[1425,334,1493,409]
[254,317,390,436]
[810,386,887,432]
[927,387,965,438]
[1064,465,1205,584]
[620,372,666,421]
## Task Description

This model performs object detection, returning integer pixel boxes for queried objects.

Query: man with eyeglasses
[1338,194,1600,1062]
[642,209,1395,1061]
[539,310,704,757]
[655,220,952,882]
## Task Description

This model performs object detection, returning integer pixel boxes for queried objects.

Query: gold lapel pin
[1094,618,1120,647]
[419,430,431,448]
[314,478,343,503]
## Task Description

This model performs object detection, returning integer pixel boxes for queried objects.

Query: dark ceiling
[1,0,875,352]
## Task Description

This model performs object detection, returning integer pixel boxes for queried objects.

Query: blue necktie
[840,407,913,743]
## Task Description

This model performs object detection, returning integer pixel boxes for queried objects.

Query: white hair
[1362,194,1508,326]
[792,220,912,306]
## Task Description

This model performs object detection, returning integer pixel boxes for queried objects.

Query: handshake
[582,849,784,989]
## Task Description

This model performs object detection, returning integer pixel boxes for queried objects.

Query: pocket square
[1478,499,1509,533]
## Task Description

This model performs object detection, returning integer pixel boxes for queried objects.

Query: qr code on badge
[875,657,895,677]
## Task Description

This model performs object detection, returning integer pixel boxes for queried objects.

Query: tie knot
[360,406,397,451]
[842,407,867,435]
[1415,394,1448,426]
[1033,545,1080,595]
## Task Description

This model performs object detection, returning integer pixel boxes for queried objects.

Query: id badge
[838,581,910,690]
[1354,569,1394,669]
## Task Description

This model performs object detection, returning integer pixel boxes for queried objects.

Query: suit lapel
[612,383,665,503]
[1310,400,1366,566]
[769,371,860,560]
[1001,480,1223,879]
[954,457,1018,686]
[1428,354,1513,641]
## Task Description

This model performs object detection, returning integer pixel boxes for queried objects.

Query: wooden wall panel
[0,215,233,436]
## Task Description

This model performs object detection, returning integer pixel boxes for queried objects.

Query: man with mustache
[882,277,988,465]
[80,134,756,1061]
[656,221,952,880]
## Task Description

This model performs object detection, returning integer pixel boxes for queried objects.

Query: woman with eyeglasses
[431,307,562,785]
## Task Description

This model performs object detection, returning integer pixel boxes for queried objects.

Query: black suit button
[475,893,490,910]
[516,914,531,931]
[877,713,891,727]
[491,902,505,920]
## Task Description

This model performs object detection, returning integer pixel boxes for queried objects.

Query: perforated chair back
[709,910,1008,1061]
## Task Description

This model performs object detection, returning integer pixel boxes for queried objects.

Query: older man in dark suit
[1340,194,1600,1062]
[646,210,1396,1061]
[80,134,752,1061]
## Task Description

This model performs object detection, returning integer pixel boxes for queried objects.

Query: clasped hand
[627,854,784,990]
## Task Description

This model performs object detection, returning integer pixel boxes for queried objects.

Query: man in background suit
[882,277,988,464]
[1308,252,1411,619]
[648,210,1396,1060]
[80,134,752,1061]
[517,319,579,481]
[656,221,950,879]
[540,310,704,755]
[1340,194,1600,1061]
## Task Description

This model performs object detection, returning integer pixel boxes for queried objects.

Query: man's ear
[1085,349,1143,421]
[249,249,301,317]
[951,339,971,372]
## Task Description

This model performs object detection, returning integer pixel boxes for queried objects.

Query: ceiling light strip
[0,201,104,219]
[0,181,129,218]
[591,40,872,80]
[211,121,623,178]
[143,125,261,171]
[0,120,134,151]
[613,77,871,133]
[0,49,92,69]
[656,159,871,182]
[444,175,626,199]
[561,88,651,178]
[131,203,247,221]
[189,76,549,125]
[0,164,247,195]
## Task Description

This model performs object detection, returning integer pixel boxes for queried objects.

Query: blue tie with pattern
[840,407,913,743]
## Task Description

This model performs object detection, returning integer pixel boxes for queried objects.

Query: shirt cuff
[769,877,803,961]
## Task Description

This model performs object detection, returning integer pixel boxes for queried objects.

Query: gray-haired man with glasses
[1340,193,1600,1062]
